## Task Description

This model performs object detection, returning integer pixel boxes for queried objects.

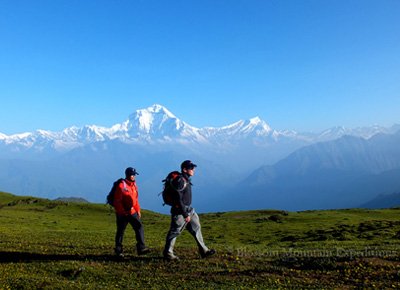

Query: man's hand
[185,215,191,223]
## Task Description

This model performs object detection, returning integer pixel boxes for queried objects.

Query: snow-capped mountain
[0,104,276,148]
[122,104,207,143]
[312,125,397,142]
[1,104,395,155]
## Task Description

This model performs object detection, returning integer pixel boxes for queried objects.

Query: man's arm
[173,176,189,218]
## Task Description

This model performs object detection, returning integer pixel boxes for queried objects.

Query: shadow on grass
[0,251,162,263]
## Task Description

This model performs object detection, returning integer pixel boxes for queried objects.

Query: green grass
[1,191,399,289]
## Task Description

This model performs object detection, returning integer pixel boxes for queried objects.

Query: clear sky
[1,0,399,135]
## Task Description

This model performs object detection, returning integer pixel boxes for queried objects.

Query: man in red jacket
[114,167,150,257]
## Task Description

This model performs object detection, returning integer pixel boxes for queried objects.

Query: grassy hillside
[0,191,399,289]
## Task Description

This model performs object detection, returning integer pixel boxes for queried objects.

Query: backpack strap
[121,180,127,191]
[170,173,187,192]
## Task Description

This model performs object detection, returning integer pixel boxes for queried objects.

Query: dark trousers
[115,213,146,253]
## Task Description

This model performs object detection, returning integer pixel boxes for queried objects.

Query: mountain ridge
[229,132,400,211]
[1,104,398,155]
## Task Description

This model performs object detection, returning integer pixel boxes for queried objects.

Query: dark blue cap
[181,160,197,170]
[125,167,139,176]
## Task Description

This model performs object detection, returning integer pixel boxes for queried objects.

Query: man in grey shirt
[163,160,216,261]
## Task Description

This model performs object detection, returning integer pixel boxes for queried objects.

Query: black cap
[181,160,197,170]
[125,167,139,177]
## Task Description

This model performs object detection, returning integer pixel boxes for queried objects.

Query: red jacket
[113,179,141,216]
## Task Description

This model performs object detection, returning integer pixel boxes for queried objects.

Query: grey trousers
[163,210,209,255]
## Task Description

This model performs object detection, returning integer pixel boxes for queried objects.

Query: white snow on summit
[131,104,178,133]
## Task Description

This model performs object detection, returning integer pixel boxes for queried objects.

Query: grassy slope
[0,191,399,289]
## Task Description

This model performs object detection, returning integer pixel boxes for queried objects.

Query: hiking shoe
[138,247,150,255]
[200,249,216,258]
[163,253,180,261]
[115,252,124,258]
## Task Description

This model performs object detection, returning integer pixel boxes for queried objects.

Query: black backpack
[106,178,126,207]
[161,171,187,206]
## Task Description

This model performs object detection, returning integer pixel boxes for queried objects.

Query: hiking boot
[138,247,150,255]
[163,253,180,261]
[114,246,123,257]
[200,249,216,258]
[115,252,124,258]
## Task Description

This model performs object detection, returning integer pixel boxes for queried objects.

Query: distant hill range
[0,104,399,212]
[360,192,400,209]
[227,131,400,211]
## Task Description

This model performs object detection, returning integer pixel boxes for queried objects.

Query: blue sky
[1,0,399,135]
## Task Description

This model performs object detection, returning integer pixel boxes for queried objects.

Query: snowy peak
[132,104,182,131]
[315,125,396,141]
[131,104,178,132]
[146,104,176,118]
[241,117,272,135]
[203,116,271,135]
[123,104,195,139]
